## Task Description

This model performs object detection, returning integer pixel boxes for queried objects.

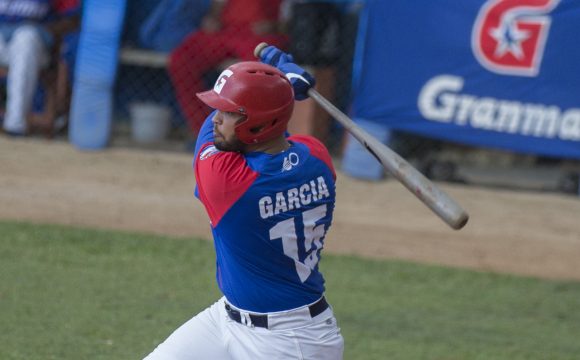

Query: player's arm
[193,110,217,163]
[194,142,258,226]
[193,111,217,199]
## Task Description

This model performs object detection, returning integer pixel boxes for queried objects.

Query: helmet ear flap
[235,117,274,143]
[235,103,294,144]
[251,118,279,135]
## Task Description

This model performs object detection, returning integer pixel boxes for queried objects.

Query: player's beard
[214,132,246,152]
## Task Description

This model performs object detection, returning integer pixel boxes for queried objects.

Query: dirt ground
[1,137,579,280]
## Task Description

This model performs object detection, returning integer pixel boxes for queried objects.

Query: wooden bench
[119,46,169,68]
[119,46,237,70]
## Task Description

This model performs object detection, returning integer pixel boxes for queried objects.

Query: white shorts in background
[0,24,50,134]
[143,296,344,360]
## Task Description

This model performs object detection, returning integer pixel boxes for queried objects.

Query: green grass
[1,221,579,359]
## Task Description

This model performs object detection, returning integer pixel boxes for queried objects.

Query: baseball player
[144,50,344,359]
[0,0,80,136]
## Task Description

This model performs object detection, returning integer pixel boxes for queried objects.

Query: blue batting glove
[260,45,294,67]
[279,62,315,101]
[259,46,316,101]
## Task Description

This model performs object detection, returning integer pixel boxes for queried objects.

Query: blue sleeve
[193,110,217,160]
[193,110,216,199]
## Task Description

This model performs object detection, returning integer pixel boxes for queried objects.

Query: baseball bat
[254,42,469,230]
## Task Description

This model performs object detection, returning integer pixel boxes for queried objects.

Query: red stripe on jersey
[195,143,259,227]
[289,135,336,180]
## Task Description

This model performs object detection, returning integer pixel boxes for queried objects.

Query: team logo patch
[200,145,220,160]
[282,152,299,171]
[472,0,560,77]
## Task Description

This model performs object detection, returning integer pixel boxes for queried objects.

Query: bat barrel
[309,89,469,229]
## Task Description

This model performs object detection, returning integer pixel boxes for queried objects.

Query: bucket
[129,102,171,144]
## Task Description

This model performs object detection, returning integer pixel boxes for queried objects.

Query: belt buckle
[240,312,255,328]
[225,302,270,329]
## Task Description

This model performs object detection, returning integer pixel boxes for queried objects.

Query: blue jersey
[193,112,336,313]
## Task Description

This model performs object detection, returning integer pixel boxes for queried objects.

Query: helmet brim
[196,90,239,112]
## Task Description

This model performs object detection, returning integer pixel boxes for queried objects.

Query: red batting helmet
[196,61,294,144]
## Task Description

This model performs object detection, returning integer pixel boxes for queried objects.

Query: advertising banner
[352,0,580,158]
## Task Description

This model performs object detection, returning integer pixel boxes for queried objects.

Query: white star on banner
[489,20,530,59]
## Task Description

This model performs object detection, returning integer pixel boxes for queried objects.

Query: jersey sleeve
[193,111,217,164]
[193,111,219,199]
[289,135,336,180]
[194,149,259,226]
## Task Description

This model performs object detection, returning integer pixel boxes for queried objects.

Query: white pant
[144,297,344,360]
[0,25,49,134]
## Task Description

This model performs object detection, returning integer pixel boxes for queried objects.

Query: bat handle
[254,42,270,59]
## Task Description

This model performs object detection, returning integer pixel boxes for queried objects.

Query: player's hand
[258,46,316,101]
[259,45,294,67]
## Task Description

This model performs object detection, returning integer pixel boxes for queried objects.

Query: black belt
[225,296,329,329]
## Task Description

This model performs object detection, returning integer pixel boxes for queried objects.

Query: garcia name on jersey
[259,176,331,219]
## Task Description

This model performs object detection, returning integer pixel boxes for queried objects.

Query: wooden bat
[254,42,469,230]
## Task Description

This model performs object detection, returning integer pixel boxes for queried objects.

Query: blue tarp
[69,0,127,150]
[352,0,580,159]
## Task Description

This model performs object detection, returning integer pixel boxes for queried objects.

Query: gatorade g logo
[472,0,560,76]
[213,69,233,94]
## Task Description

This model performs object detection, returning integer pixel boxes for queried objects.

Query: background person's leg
[3,26,48,134]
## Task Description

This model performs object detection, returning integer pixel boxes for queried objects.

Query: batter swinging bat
[254,42,469,230]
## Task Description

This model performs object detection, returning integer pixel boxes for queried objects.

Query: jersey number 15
[269,204,328,283]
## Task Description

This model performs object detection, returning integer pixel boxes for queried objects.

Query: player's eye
[224,112,246,124]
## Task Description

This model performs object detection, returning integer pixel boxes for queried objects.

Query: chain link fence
[114,1,360,147]
[0,1,577,193]
[114,0,580,194]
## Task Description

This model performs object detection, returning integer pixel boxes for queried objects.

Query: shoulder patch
[199,145,220,160]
